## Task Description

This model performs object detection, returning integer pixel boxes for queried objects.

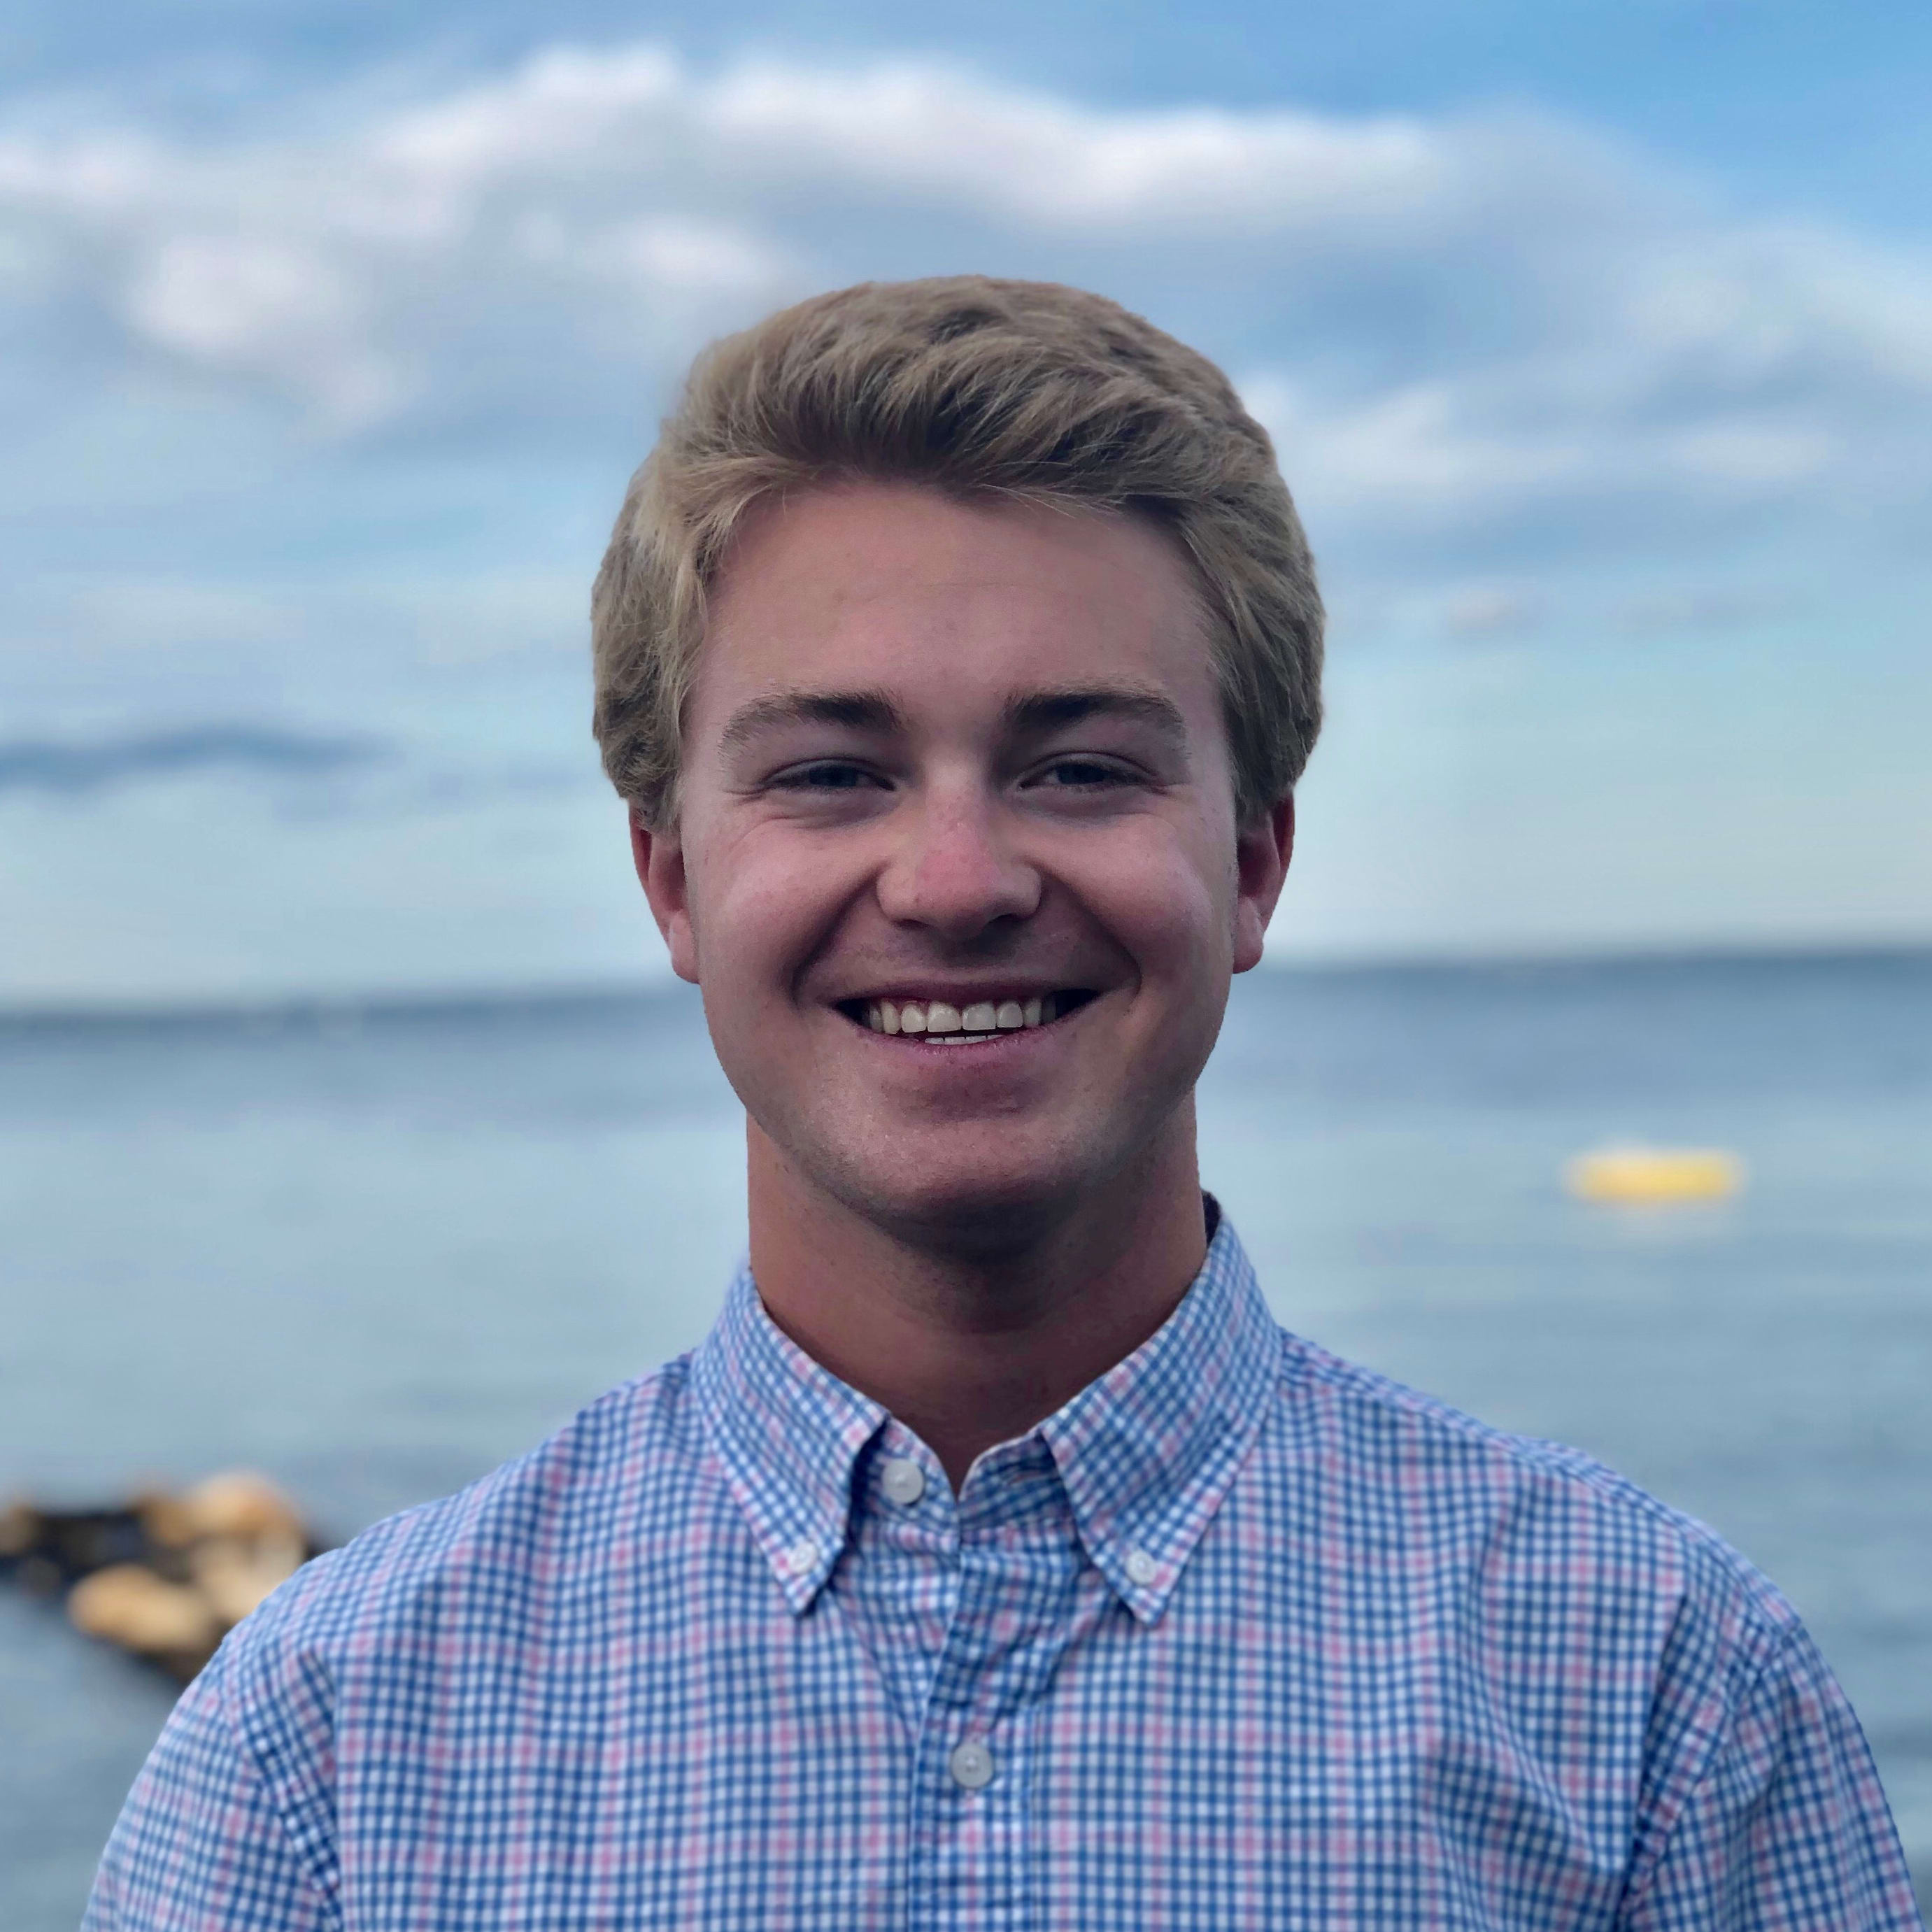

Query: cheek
[688,821,854,993]
[1082,823,1235,976]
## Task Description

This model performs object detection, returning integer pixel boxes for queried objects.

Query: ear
[630,808,700,984]
[1230,793,1295,974]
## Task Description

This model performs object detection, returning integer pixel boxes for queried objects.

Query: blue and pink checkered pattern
[87,1216,1920,1928]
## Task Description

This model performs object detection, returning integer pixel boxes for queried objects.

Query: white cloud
[126,234,396,423]
[1243,374,1594,521]
[697,60,1448,232]
[0,43,1927,551]
[1438,583,1543,639]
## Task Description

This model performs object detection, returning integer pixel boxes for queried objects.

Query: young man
[90,279,1917,1929]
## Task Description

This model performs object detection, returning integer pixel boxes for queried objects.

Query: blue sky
[1,0,1927,1004]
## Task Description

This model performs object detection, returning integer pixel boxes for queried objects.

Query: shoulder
[1260,1327,1802,1674]
[1251,1329,1827,1859]
[222,1355,713,1702]
[91,1363,723,1911]
[1235,1330,1917,1922]
[88,1363,724,1921]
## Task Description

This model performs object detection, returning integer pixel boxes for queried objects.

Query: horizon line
[2,935,1928,1031]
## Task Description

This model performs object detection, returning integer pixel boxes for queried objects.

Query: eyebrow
[717,690,909,753]
[715,683,1191,754]
[1002,687,1191,748]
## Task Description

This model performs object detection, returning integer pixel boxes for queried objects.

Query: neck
[745,1110,1209,1489]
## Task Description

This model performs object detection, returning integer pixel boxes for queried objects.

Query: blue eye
[1038,759,1129,788]
[774,761,879,790]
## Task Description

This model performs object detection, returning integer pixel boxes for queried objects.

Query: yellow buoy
[1565,1146,1746,1205]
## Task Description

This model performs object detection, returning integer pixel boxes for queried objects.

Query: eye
[1028,756,1136,790]
[771,760,886,792]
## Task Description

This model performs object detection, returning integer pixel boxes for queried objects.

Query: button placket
[904,1445,1083,1932]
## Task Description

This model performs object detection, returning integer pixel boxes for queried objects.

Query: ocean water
[3,951,1930,1925]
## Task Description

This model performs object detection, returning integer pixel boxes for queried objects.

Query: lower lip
[877,1027,1044,1051]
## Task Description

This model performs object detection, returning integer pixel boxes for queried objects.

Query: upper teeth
[866,994,1056,1036]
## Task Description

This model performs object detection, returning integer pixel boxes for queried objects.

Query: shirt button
[783,1537,818,1575]
[879,1458,926,1507]
[1125,1548,1158,1586]
[948,1740,995,1790]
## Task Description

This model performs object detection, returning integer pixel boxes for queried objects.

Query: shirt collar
[689,1267,887,1615]
[690,1211,1280,1624]
[1037,1213,1279,1624]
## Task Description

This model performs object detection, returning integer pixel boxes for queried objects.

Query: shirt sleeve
[1624,1621,1924,1931]
[83,1649,337,1932]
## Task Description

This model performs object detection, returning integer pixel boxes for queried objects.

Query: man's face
[637,480,1291,1245]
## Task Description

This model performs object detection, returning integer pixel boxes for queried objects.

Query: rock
[190,1531,306,1625]
[1,1471,327,1682]
[179,1471,310,1545]
[68,1564,225,1676]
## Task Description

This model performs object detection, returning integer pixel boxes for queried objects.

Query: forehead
[693,480,1218,721]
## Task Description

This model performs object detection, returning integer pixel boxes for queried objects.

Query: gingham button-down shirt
[88,1217,1919,1929]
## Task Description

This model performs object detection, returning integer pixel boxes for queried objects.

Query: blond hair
[592,276,1322,826]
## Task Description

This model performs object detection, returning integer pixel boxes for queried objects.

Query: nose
[874,783,1041,942]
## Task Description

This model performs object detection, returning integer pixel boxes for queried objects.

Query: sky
[1,0,1927,1007]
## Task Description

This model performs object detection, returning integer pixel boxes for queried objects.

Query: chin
[825,1132,1102,1258]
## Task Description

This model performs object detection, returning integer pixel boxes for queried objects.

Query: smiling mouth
[839,990,1098,1042]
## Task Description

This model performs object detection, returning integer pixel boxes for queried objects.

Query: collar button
[880,1458,927,1507]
